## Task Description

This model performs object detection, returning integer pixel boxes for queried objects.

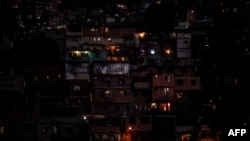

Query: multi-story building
[0,71,34,141]
[1,0,234,140]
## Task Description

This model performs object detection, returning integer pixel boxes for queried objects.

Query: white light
[150,49,155,55]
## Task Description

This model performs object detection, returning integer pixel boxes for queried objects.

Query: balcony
[92,75,132,88]
[134,82,150,89]
[152,87,175,101]
[93,89,134,103]
[91,126,121,133]
[125,116,152,132]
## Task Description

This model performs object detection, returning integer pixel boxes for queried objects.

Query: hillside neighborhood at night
[0,0,250,141]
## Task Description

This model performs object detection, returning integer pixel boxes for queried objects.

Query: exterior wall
[175,76,201,91]
[125,116,152,132]
[152,87,175,101]
[82,25,136,47]
[68,80,91,112]
[29,66,65,87]
[38,117,83,141]
[44,29,66,40]
[0,76,25,93]
[92,75,132,88]
[83,26,103,36]
[0,111,38,141]
[66,26,83,50]
[174,67,196,76]
[103,26,123,37]
[130,102,150,114]
[66,37,82,49]
[93,88,133,103]
[91,126,120,133]
[152,73,175,87]
[122,27,135,36]
[92,104,113,115]
[102,37,124,46]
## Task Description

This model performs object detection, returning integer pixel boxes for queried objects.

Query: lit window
[156,0,161,4]
[53,126,57,134]
[163,87,169,95]
[121,57,125,62]
[71,51,81,57]
[33,76,38,82]
[160,103,167,111]
[181,134,192,141]
[73,85,80,92]
[139,32,145,38]
[167,103,171,112]
[234,78,239,85]
[222,8,225,13]
[151,103,157,109]
[41,127,48,134]
[128,126,132,130]
[0,126,4,134]
[233,8,237,13]
[90,27,97,32]
[164,49,172,55]
[78,98,81,103]
[104,90,112,97]
[176,92,183,100]
[244,47,248,54]
[120,90,124,95]
[115,48,120,52]
[105,27,109,32]
[139,49,145,56]
[107,37,112,42]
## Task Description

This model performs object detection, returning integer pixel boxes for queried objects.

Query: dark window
[115,106,121,111]
[129,117,136,124]
[181,67,188,73]
[191,79,196,85]
[103,105,108,110]
[140,117,150,124]
[154,87,158,91]
[126,105,131,111]
[64,127,74,134]
[165,75,171,82]
[118,78,125,85]
[176,79,184,85]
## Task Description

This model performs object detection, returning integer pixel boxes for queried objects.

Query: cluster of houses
[0,0,231,141]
